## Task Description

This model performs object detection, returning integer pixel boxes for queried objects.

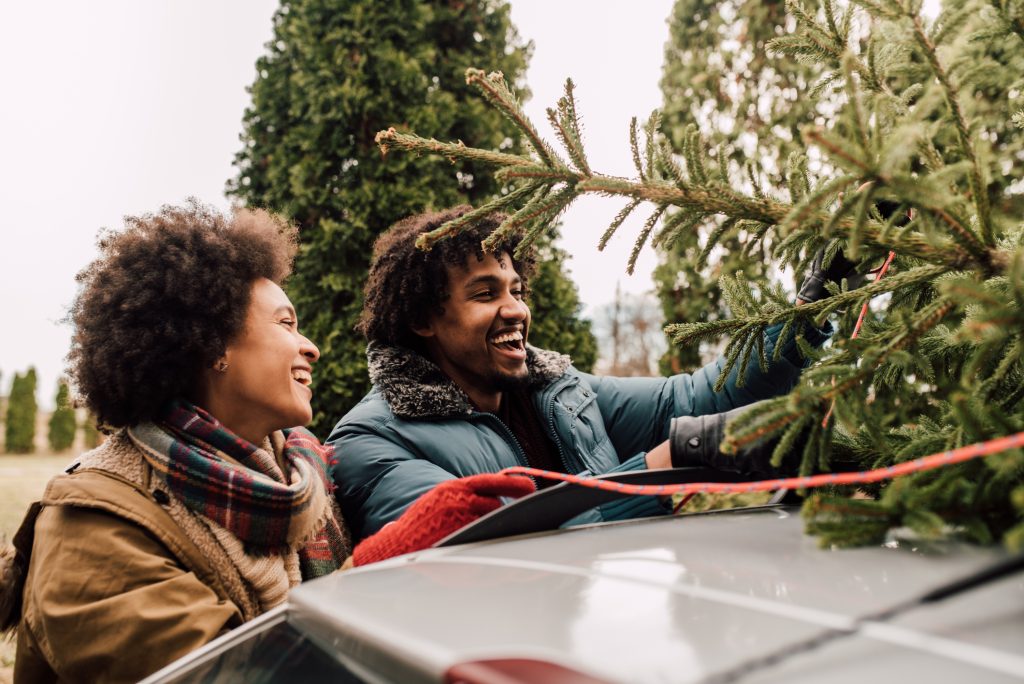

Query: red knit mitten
[352,473,536,566]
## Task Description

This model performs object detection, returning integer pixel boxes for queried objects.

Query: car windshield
[159,619,368,684]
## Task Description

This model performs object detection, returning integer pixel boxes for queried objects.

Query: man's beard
[487,366,531,393]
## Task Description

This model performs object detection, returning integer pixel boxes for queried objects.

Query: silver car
[141,471,1024,684]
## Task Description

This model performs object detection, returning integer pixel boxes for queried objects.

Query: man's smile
[489,329,527,360]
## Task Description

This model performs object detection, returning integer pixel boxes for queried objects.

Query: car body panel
[741,571,1024,683]
[281,506,1020,683]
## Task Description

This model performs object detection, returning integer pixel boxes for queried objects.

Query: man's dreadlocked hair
[358,206,537,350]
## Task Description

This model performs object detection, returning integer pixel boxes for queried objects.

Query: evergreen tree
[230,0,596,433]
[528,239,598,371]
[81,413,101,450]
[5,368,38,454]
[375,0,1024,549]
[2,372,19,452]
[47,377,76,453]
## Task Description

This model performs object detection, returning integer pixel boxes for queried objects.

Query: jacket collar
[366,342,572,420]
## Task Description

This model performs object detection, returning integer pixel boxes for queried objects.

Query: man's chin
[489,367,530,392]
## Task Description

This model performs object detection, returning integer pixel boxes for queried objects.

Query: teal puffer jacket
[328,323,827,540]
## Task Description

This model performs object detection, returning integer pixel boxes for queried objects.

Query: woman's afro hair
[68,201,298,429]
[357,206,537,349]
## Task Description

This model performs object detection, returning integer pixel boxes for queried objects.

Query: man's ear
[410,321,436,338]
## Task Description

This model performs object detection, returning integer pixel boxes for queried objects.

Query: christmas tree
[230,0,595,432]
[375,0,1024,549]
[655,0,824,373]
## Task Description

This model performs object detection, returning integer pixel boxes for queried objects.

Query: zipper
[542,377,576,474]
[474,412,537,486]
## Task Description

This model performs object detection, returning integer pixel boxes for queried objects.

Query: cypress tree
[230,0,595,433]
[48,377,76,453]
[373,0,1024,549]
[3,372,19,452]
[81,413,102,450]
[5,368,38,454]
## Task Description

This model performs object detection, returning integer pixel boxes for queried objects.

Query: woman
[0,202,533,683]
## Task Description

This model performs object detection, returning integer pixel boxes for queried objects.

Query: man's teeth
[291,369,312,385]
[490,331,523,345]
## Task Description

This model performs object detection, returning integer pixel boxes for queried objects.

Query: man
[329,206,844,541]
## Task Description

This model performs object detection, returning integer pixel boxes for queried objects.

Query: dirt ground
[1,452,77,682]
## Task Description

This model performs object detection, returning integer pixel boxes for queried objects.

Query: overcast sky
[0,0,674,409]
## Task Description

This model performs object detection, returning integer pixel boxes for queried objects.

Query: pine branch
[802,126,989,267]
[666,265,947,356]
[983,0,1024,43]
[724,297,957,452]
[628,205,667,275]
[546,79,591,175]
[465,69,563,169]
[630,117,645,180]
[375,128,530,169]
[906,12,995,247]
[486,184,578,256]
[414,181,542,251]
[599,199,642,251]
[378,67,995,273]
[379,121,974,271]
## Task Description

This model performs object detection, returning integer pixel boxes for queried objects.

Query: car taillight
[444,658,614,684]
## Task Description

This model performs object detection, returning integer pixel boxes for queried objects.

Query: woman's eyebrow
[273,305,297,318]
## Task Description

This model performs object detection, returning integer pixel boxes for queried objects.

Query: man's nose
[499,294,528,321]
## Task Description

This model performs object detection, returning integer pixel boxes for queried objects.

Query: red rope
[822,249,897,427]
[500,430,1024,497]
[850,250,896,341]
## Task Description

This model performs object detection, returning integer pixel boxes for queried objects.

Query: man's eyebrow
[462,274,521,289]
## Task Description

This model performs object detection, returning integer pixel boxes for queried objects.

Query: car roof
[288,506,1024,683]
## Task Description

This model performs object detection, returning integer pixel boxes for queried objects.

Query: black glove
[797,200,908,304]
[797,248,867,304]
[669,403,795,479]
[670,402,862,480]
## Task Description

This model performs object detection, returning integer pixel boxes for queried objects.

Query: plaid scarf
[129,400,349,579]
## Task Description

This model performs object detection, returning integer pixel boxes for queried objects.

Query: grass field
[0,453,72,540]
[1,451,77,682]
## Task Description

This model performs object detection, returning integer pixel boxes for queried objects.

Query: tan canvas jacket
[11,464,244,683]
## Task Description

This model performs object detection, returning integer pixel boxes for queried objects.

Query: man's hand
[351,473,536,566]
[797,199,908,305]
[796,248,868,305]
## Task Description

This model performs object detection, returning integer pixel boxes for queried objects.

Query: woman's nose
[300,335,320,362]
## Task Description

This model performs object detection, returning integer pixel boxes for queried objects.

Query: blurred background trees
[47,378,76,453]
[4,368,37,454]
[592,285,666,376]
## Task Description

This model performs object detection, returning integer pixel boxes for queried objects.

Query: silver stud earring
[215,361,229,372]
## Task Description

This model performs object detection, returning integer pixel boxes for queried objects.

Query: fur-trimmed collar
[366,342,572,420]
